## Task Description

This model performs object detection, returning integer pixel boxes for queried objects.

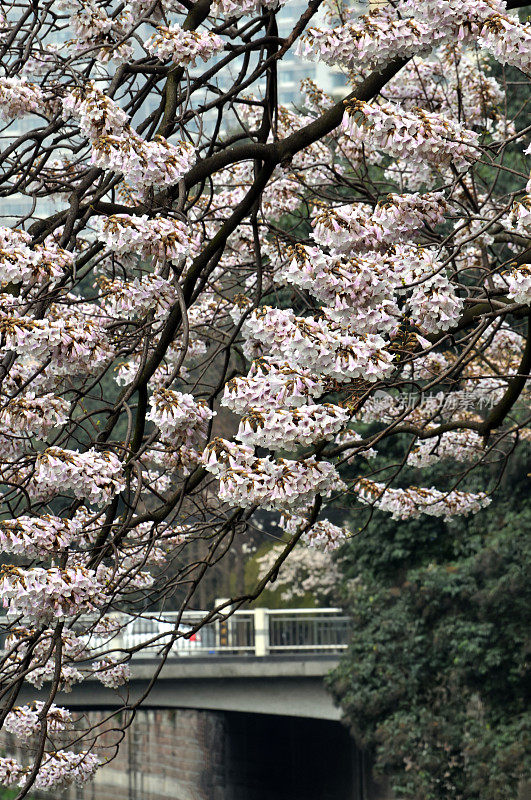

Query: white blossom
[145,24,223,66]
[34,447,125,505]
[355,478,491,520]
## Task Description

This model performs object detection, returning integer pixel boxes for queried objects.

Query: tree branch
[482,312,531,439]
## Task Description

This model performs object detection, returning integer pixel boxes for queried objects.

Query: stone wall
[79,708,226,800]
[0,708,390,800]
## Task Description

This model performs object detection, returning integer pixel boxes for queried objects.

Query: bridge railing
[267,609,351,654]
[101,608,350,657]
[0,608,351,659]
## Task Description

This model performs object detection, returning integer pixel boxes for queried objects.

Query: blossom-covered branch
[0,0,530,792]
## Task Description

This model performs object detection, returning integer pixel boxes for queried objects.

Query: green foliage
[0,786,32,799]
[329,449,531,799]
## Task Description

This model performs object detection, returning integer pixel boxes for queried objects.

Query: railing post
[215,598,231,651]
[254,608,269,657]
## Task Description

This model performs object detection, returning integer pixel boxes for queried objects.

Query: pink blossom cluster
[0,566,104,622]
[62,83,196,194]
[145,24,223,66]
[0,313,68,359]
[280,245,400,335]
[92,614,123,637]
[0,227,35,285]
[0,514,82,557]
[99,274,179,319]
[280,238,463,335]
[399,0,505,33]
[58,0,134,63]
[203,438,345,511]
[355,478,491,521]
[4,702,73,742]
[31,751,101,790]
[311,192,447,253]
[242,307,394,382]
[3,628,87,690]
[221,360,324,413]
[60,0,113,39]
[298,6,434,74]
[0,758,24,787]
[407,430,485,467]
[0,310,110,374]
[298,1,529,77]
[236,404,349,451]
[415,2,531,73]
[343,100,479,167]
[92,656,130,688]
[147,388,215,449]
[50,304,113,376]
[507,195,531,234]
[96,213,191,262]
[290,194,463,335]
[0,393,69,439]
[256,241,462,346]
[34,447,125,505]
[383,47,509,139]
[302,519,348,551]
[280,513,348,552]
[498,264,531,304]
[62,81,129,138]
[0,226,74,287]
[406,262,464,333]
[211,0,289,18]
[0,76,44,122]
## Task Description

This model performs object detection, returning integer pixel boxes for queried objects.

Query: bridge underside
[18,656,342,721]
[9,658,395,799]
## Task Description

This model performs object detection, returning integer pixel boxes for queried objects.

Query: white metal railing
[0,608,350,659]
[108,608,350,657]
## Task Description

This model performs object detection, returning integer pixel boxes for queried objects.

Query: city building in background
[1,1,373,224]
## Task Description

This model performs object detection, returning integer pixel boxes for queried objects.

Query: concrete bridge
[47,654,343,721]
[4,609,395,800]
[15,608,350,721]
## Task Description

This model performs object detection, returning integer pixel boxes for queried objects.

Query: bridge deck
[16,655,343,721]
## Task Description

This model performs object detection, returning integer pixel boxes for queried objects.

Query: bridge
[13,608,351,721]
[2,608,395,799]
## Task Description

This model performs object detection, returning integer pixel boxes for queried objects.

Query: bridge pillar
[254,607,269,656]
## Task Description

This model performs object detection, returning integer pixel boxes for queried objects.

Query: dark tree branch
[482,312,531,439]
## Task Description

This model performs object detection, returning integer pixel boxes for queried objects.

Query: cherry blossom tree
[0,0,530,793]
